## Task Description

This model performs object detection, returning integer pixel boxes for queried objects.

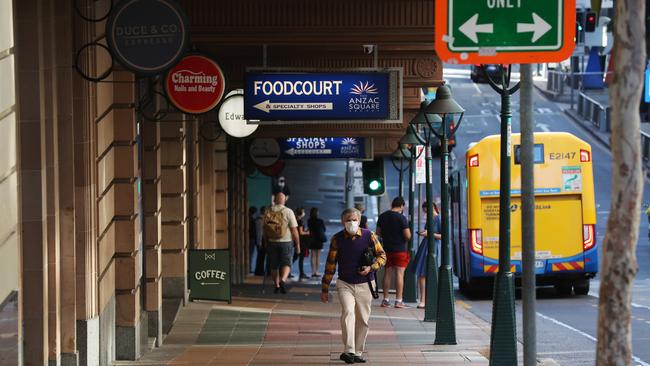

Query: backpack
[263,207,289,240]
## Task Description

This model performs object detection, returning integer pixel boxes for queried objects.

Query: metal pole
[520,64,537,366]
[434,114,457,344]
[488,66,518,366]
[423,137,439,322]
[398,158,404,198]
[403,149,417,303]
[345,159,354,209]
[570,57,575,110]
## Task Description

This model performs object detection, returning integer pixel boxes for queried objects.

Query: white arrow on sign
[200,282,221,286]
[285,148,333,156]
[459,14,494,44]
[517,13,552,43]
[253,100,334,113]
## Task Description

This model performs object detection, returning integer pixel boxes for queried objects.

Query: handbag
[359,239,379,299]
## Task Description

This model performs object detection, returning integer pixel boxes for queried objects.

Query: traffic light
[362,158,385,195]
[585,11,597,32]
[575,11,585,43]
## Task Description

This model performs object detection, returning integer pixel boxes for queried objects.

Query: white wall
[0,0,18,304]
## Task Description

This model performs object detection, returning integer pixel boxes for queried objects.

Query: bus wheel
[554,283,572,296]
[573,280,590,295]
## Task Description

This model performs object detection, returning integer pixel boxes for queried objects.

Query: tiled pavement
[115,277,491,365]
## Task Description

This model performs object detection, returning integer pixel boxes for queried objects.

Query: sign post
[435,0,575,64]
[189,249,231,303]
[435,1,575,361]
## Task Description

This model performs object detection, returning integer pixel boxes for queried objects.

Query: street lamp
[398,128,421,304]
[391,147,411,198]
[408,102,442,322]
[425,85,464,345]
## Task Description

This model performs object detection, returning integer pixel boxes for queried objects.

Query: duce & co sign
[106,0,189,75]
[244,70,401,122]
[165,54,227,114]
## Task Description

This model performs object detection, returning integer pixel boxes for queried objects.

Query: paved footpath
[114,278,491,365]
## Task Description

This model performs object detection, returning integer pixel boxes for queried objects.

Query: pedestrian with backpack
[264,191,300,294]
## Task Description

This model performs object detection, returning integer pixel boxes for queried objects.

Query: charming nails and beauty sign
[165,54,227,114]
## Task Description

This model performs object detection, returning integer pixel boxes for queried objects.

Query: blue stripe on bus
[479,188,562,197]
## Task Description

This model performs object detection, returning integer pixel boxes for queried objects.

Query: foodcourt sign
[165,54,226,114]
[244,71,397,121]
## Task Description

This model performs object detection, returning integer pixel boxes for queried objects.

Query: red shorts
[386,252,410,268]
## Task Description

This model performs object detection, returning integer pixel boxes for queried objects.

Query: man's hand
[358,266,371,276]
[295,244,301,256]
[320,292,329,303]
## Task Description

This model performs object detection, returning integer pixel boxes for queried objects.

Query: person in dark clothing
[249,206,258,273]
[295,207,311,279]
[321,207,386,364]
[376,197,412,308]
[355,203,368,229]
[308,207,327,277]
[254,206,268,276]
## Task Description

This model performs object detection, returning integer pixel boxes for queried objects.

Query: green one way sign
[435,0,575,64]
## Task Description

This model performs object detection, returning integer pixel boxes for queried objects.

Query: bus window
[514,144,544,164]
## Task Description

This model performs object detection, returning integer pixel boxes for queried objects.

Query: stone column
[160,116,188,331]
[142,97,162,346]
[214,136,228,251]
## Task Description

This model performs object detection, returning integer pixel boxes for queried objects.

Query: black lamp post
[408,102,442,322]
[391,148,410,199]
[398,129,421,304]
[425,85,464,345]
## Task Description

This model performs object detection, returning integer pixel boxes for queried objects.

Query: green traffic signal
[363,158,385,196]
[369,180,382,191]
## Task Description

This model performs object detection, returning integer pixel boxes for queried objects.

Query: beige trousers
[336,279,372,355]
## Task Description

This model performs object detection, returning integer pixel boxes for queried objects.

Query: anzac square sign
[244,70,402,122]
[106,0,189,75]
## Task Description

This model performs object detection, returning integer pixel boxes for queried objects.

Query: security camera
[362,44,375,54]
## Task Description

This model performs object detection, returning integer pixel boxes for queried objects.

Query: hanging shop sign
[218,92,258,138]
[249,138,281,167]
[244,70,401,122]
[165,54,227,114]
[278,137,370,160]
[106,0,189,75]
[189,249,231,303]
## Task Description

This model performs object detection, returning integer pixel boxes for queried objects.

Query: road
[442,65,650,366]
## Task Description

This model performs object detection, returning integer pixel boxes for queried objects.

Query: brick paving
[115,278,491,365]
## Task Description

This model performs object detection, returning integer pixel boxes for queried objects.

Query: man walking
[321,207,386,364]
[376,197,411,308]
[263,192,300,294]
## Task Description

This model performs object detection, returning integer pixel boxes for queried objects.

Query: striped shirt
[321,228,386,293]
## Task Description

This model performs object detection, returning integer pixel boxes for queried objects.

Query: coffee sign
[165,55,227,114]
[106,0,189,75]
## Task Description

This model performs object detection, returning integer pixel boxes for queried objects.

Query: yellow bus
[450,132,597,295]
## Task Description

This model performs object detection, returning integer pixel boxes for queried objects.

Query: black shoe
[353,355,367,363]
[300,273,309,279]
[274,286,280,294]
[288,273,295,278]
[339,353,355,364]
[279,281,287,294]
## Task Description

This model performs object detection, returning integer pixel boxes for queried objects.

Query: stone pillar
[214,136,228,250]
[197,122,217,249]
[160,116,188,332]
[142,100,162,346]
[95,68,142,361]
[15,0,50,364]
[52,0,79,363]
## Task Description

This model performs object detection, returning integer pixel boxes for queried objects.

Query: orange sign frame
[434,0,576,64]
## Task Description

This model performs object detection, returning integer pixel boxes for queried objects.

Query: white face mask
[345,221,360,235]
